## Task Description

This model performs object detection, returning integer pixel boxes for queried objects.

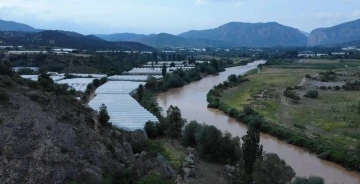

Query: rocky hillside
[0,73,174,184]
[179,22,308,47]
[308,19,360,46]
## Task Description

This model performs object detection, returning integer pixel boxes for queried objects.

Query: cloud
[234,2,242,7]
[352,9,360,18]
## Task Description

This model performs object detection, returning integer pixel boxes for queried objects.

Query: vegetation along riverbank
[207,58,360,172]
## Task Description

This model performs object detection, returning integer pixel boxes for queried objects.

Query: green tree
[253,153,295,184]
[99,104,110,127]
[162,63,167,77]
[92,79,101,88]
[170,62,175,67]
[241,130,263,184]
[292,176,325,184]
[166,105,186,138]
[210,59,219,71]
[183,120,202,146]
[145,121,159,138]
[137,84,144,102]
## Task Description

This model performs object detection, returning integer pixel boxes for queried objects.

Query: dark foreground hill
[0,72,174,183]
[0,31,154,51]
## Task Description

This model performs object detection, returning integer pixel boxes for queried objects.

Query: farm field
[220,65,360,151]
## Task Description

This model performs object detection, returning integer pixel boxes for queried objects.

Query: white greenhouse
[56,78,96,92]
[108,75,162,81]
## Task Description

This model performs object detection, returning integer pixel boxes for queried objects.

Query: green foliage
[102,169,138,184]
[228,74,238,83]
[292,176,325,184]
[137,175,169,184]
[99,104,111,127]
[304,90,319,98]
[144,121,165,138]
[242,130,263,183]
[137,84,144,102]
[195,124,241,163]
[305,74,312,79]
[244,105,254,115]
[166,105,186,138]
[253,153,295,184]
[17,68,34,75]
[162,63,167,77]
[284,89,300,100]
[92,79,101,88]
[0,63,14,76]
[182,121,202,146]
[145,140,169,159]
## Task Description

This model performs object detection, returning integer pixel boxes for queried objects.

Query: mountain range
[0,20,154,51]
[1,19,360,48]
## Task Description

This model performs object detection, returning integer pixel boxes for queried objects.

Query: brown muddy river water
[157,60,360,184]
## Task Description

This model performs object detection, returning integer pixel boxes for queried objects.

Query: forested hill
[0,19,40,32]
[0,31,154,51]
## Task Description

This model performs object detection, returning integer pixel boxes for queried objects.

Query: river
[157,60,360,184]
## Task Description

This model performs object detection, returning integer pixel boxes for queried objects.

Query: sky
[0,0,359,35]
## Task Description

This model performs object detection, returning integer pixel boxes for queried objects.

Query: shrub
[283,90,300,101]
[334,86,341,91]
[304,90,319,98]
[319,86,327,90]
[244,105,254,115]
[292,176,325,184]
[305,74,312,79]
[145,121,159,138]
[99,104,111,127]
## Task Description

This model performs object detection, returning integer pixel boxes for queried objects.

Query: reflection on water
[157,60,360,184]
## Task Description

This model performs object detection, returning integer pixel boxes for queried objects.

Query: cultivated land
[220,60,360,153]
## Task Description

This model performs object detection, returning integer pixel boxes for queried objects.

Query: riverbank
[207,66,360,173]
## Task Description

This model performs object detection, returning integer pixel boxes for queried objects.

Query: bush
[244,105,254,115]
[283,90,300,101]
[292,176,325,184]
[305,74,312,79]
[145,121,160,138]
[319,86,327,90]
[304,90,319,98]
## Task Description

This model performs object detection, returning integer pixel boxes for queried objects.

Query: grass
[151,139,186,170]
[302,59,340,64]
[220,66,360,151]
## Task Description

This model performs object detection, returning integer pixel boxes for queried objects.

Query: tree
[153,52,158,64]
[166,105,186,138]
[137,84,144,102]
[210,59,219,71]
[292,176,325,184]
[183,120,202,146]
[170,62,175,67]
[253,153,295,184]
[92,79,101,88]
[241,130,263,184]
[228,74,238,83]
[162,63,167,77]
[145,121,158,138]
[99,104,110,127]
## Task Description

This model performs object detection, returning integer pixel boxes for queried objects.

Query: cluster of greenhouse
[108,75,162,81]
[56,78,96,92]
[67,73,107,78]
[89,81,158,131]
[20,75,65,81]
[124,67,194,75]
[95,81,145,94]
